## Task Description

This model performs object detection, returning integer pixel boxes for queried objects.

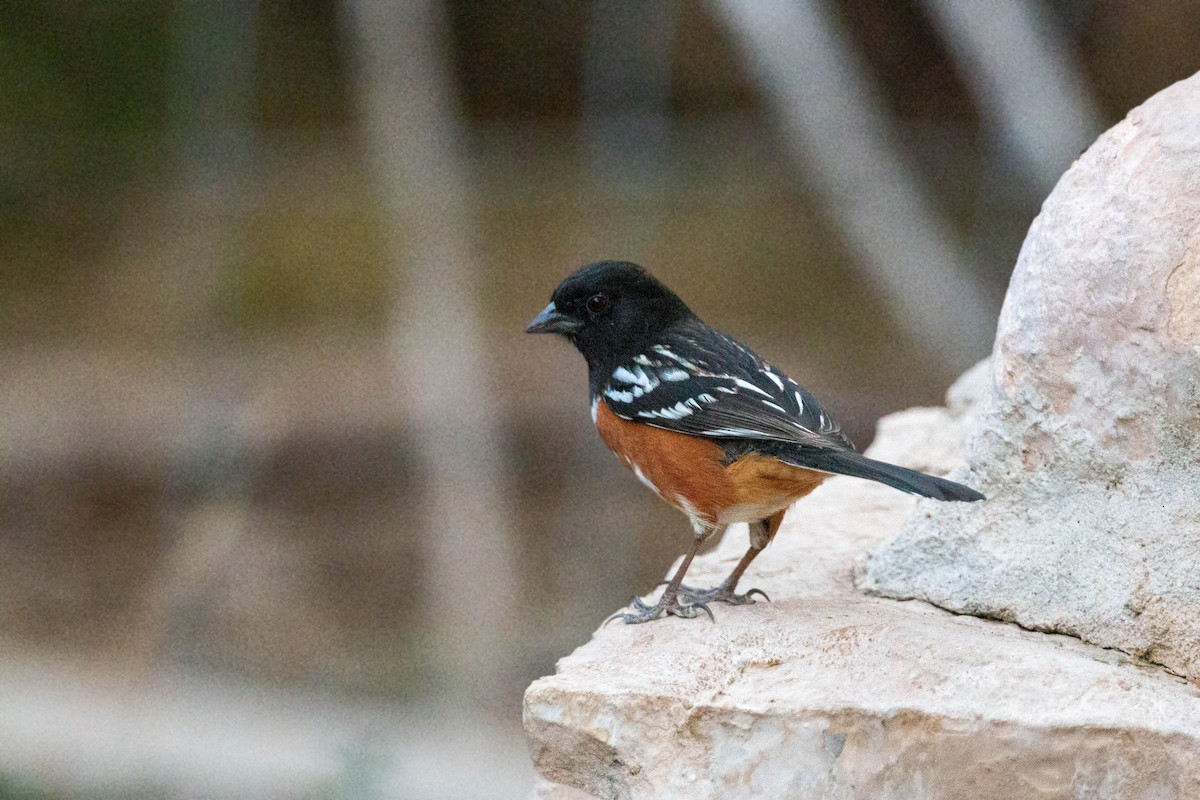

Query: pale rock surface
[858,73,1200,678]
[524,371,1200,799]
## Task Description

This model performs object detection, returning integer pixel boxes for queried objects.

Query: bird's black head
[526,261,695,378]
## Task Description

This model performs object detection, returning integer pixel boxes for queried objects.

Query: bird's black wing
[599,322,985,502]
[599,323,853,452]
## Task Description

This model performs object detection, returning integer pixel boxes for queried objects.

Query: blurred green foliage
[0,0,375,340]
[0,3,171,342]
[0,3,170,219]
[255,0,350,131]
[220,163,391,334]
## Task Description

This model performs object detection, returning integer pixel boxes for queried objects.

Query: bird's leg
[607,526,716,625]
[677,541,769,605]
[677,513,782,605]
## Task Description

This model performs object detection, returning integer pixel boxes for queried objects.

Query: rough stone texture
[524,374,1200,799]
[858,73,1200,678]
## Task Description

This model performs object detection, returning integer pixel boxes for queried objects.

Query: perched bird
[527,261,983,624]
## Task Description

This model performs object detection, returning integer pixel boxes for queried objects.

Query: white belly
[717,499,793,526]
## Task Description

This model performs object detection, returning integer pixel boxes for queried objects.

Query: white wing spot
[636,400,695,420]
[704,427,766,437]
[763,370,785,391]
[612,366,639,385]
[733,377,772,397]
[760,400,787,414]
[659,367,690,381]
[664,401,694,419]
[611,363,660,400]
[794,391,805,414]
[604,387,634,403]
[652,345,700,371]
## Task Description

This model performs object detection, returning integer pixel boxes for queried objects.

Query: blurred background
[1,1,1199,797]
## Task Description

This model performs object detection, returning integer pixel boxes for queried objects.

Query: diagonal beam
[709,0,994,370]
[343,0,519,700]
[921,0,1103,194]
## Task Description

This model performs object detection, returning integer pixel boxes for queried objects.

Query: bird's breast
[594,399,733,525]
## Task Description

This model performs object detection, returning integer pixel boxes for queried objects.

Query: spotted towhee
[527,261,984,624]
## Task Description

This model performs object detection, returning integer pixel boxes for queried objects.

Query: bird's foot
[604,592,715,625]
[674,582,770,606]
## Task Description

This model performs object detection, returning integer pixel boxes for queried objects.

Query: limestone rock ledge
[857,71,1200,679]
[523,371,1200,800]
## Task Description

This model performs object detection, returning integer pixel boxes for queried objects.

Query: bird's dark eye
[586,293,609,316]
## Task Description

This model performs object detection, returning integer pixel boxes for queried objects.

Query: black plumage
[527,260,984,624]
[534,260,983,503]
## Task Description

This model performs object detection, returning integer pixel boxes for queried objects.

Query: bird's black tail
[799,450,985,502]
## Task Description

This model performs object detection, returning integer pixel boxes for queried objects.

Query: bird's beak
[525,302,581,335]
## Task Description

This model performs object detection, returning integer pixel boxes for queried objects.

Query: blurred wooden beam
[125,0,261,672]
[581,0,676,182]
[343,0,519,700]
[708,0,994,371]
[921,0,1103,195]
[577,0,678,316]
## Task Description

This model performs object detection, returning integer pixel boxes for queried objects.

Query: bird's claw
[675,583,771,606]
[604,593,715,625]
[631,594,655,612]
[744,587,771,603]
